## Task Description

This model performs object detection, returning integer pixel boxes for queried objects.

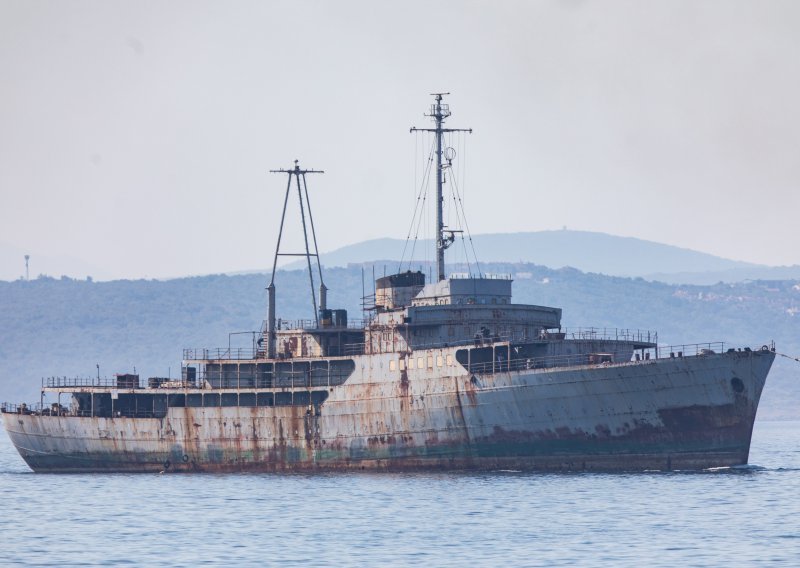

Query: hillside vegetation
[1,263,798,418]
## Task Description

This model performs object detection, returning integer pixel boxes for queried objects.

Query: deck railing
[468,341,729,375]
[43,377,143,389]
[468,353,594,374]
[277,319,369,330]
[558,327,657,344]
[1,402,44,414]
[183,348,259,361]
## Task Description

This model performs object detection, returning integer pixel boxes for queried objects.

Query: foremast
[268,160,326,358]
[410,93,472,282]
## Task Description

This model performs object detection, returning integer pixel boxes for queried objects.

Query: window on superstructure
[239,393,256,407]
[437,356,444,367]
[446,354,454,366]
[399,358,406,371]
[427,356,434,369]
[168,394,185,408]
[389,360,397,371]
[417,357,424,369]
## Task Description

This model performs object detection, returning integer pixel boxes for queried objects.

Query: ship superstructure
[2,95,775,472]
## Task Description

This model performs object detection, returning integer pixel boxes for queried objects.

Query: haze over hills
[4,230,800,285]
[282,230,800,285]
[0,241,110,282]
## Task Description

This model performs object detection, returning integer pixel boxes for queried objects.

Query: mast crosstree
[410,93,472,282]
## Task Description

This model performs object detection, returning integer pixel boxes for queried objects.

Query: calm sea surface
[1,420,799,567]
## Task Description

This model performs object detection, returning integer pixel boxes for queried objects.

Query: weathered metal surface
[3,349,773,473]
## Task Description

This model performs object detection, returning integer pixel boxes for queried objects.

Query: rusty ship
[2,94,775,473]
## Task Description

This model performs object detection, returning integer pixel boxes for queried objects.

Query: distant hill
[643,265,800,285]
[0,241,109,282]
[281,231,798,284]
[7,230,799,285]
[1,264,799,419]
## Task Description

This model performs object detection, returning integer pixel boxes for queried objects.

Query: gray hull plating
[3,349,773,472]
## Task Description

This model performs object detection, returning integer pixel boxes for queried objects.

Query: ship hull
[3,349,773,472]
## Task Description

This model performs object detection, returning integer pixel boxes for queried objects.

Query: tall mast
[267,160,325,357]
[410,93,472,282]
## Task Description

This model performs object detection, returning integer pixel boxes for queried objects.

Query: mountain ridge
[5,230,799,285]
[279,230,800,284]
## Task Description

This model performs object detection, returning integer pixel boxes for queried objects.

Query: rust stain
[463,376,478,406]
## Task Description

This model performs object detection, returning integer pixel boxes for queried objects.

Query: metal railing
[277,319,369,331]
[184,327,658,362]
[1,402,44,414]
[449,272,512,280]
[344,328,661,357]
[657,341,726,358]
[557,327,657,344]
[468,353,596,374]
[343,343,366,355]
[43,377,143,389]
[468,341,730,376]
[183,348,259,361]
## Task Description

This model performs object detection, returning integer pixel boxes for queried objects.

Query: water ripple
[1,420,799,566]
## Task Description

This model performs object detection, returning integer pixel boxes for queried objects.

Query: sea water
[1,420,799,567]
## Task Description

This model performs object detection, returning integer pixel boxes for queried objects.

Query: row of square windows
[388,354,455,371]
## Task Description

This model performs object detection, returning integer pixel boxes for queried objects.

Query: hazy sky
[1,0,798,281]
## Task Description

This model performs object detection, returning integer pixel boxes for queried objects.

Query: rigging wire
[456,131,467,272]
[398,132,483,277]
[443,129,480,276]
[401,125,478,278]
[448,159,483,277]
[777,352,800,364]
[399,132,436,272]
[400,131,418,269]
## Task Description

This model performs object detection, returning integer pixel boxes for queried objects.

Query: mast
[410,93,472,282]
[267,160,325,357]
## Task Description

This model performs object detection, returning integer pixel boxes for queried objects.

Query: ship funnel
[320,283,327,311]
